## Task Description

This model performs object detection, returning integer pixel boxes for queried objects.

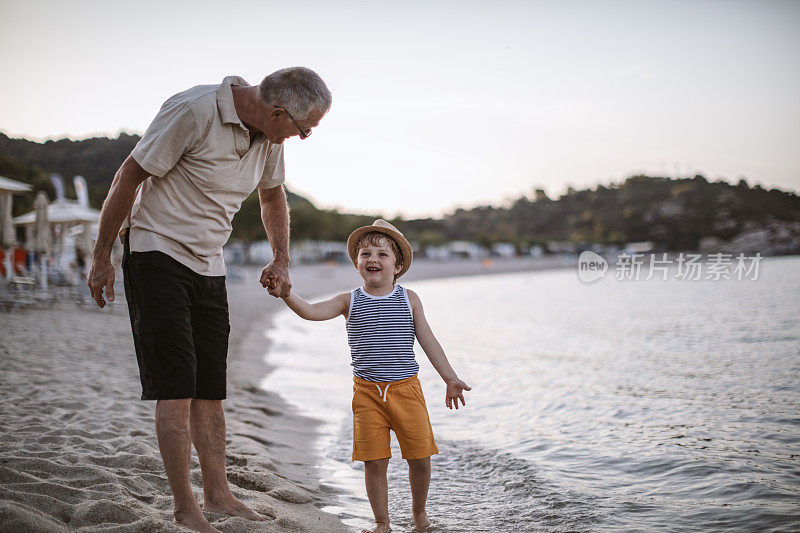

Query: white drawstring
[375,383,389,402]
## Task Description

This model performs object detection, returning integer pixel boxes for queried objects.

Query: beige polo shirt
[126,75,285,276]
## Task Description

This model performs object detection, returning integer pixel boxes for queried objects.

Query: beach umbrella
[33,192,50,290]
[74,175,89,208]
[75,222,93,277]
[12,199,100,226]
[0,175,32,195]
[1,193,15,280]
[1,193,14,249]
[12,197,100,281]
[24,225,34,253]
[76,222,93,255]
[0,176,32,280]
[34,192,51,255]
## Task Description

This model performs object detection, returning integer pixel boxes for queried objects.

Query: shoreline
[234,257,571,527]
[0,258,561,532]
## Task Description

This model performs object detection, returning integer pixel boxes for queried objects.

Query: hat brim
[347,225,413,278]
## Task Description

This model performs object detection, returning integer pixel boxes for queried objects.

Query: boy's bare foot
[174,510,221,533]
[362,520,391,533]
[412,511,431,531]
[202,496,268,521]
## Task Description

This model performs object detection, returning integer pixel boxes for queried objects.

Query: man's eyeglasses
[282,108,311,139]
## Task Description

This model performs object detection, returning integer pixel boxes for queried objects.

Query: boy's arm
[408,289,472,409]
[282,291,350,321]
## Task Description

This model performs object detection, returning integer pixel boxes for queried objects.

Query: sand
[0,257,563,532]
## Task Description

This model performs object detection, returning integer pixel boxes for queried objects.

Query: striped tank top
[346,285,419,382]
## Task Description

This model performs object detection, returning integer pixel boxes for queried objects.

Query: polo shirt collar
[217,76,250,127]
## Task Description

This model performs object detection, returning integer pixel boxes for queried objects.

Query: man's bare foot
[202,496,268,521]
[412,511,431,531]
[174,510,221,533]
[361,520,391,533]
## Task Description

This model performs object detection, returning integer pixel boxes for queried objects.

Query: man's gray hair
[259,67,332,120]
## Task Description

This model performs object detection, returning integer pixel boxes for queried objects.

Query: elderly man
[88,68,331,533]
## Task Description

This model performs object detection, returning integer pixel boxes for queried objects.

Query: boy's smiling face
[356,237,403,287]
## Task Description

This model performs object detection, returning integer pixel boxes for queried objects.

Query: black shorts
[122,234,229,400]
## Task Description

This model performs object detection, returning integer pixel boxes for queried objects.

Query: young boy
[273,219,471,533]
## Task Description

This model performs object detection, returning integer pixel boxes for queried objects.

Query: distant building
[547,241,580,254]
[623,241,655,253]
[223,241,249,264]
[422,245,450,261]
[491,243,516,258]
[590,243,619,254]
[528,245,544,258]
[448,241,487,260]
[291,240,348,263]
[420,241,488,260]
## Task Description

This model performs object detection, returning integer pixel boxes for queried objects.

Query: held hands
[260,260,291,298]
[87,258,116,308]
[445,379,472,410]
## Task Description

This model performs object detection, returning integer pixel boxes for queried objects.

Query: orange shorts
[352,374,439,462]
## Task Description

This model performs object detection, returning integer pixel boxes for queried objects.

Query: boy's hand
[445,379,471,410]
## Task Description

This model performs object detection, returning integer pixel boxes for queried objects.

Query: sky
[1,0,798,218]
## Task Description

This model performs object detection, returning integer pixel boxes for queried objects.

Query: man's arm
[408,289,472,409]
[258,185,291,298]
[87,155,150,308]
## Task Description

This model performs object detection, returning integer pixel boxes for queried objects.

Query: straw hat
[347,219,413,278]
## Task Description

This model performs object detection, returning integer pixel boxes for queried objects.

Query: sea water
[260,256,800,532]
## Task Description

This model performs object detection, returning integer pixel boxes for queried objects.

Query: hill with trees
[398,176,800,253]
[2,133,798,254]
[0,132,139,208]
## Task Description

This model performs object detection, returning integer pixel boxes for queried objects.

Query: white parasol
[1,193,15,280]
[13,199,100,226]
[0,176,31,280]
[0,193,14,249]
[33,192,51,255]
[76,222,93,255]
[33,192,50,290]
[0,175,32,194]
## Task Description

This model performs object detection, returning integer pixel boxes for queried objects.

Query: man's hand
[87,258,116,308]
[445,379,472,410]
[260,260,291,298]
